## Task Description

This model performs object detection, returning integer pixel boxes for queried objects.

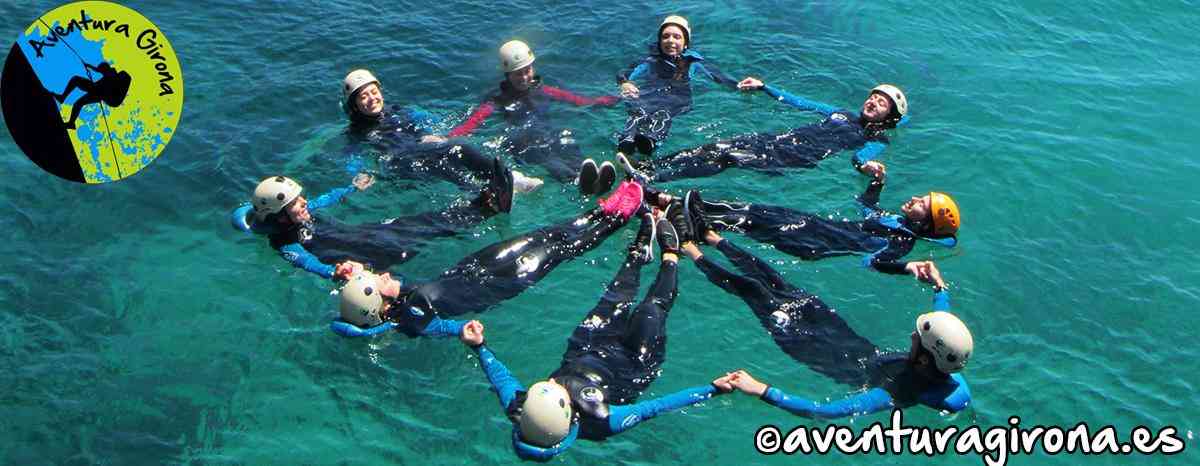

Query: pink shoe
[598,180,644,220]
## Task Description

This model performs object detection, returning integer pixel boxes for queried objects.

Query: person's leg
[564,221,652,353]
[55,76,95,102]
[712,238,791,292]
[64,93,102,128]
[621,259,678,362]
[418,207,627,315]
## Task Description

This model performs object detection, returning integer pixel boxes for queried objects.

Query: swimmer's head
[516,380,573,447]
[500,40,537,92]
[340,272,384,327]
[862,84,907,128]
[658,15,690,57]
[901,192,959,238]
[913,312,973,374]
[338,272,404,327]
[343,69,384,117]
[252,176,303,221]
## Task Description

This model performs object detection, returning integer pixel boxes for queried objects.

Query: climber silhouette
[53,62,132,130]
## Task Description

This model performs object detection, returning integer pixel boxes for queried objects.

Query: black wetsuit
[267,194,498,276]
[348,104,495,188]
[692,238,971,418]
[555,250,679,428]
[396,207,627,319]
[701,176,931,272]
[642,85,891,182]
[450,77,617,182]
[615,46,739,156]
[470,248,720,460]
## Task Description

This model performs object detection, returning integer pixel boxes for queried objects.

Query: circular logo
[2,1,183,183]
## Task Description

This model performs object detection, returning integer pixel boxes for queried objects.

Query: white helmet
[871,84,908,117]
[340,272,385,327]
[518,381,573,447]
[916,311,973,373]
[499,40,535,73]
[343,69,380,99]
[659,15,692,46]
[252,176,302,219]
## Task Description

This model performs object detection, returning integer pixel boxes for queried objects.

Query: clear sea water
[2,0,1198,464]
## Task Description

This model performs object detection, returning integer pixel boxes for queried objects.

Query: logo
[579,386,604,403]
[2,1,184,183]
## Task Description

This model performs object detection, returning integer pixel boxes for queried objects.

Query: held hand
[420,134,448,145]
[460,320,484,346]
[352,173,375,191]
[906,261,947,289]
[334,260,365,280]
[860,161,887,180]
[729,370,768,397]
[620,82,640,99]
[711,372,737,393]
[737,77,764,91]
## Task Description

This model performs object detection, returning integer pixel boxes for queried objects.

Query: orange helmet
[929,192,960,237]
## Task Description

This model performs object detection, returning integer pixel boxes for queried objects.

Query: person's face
[901,194,931,221]
[354,83,384,116]
[861,91,894,122]
[659,25,686,57]
[376,272,403,299]
[284,196,310,224]
[506,65,536,92]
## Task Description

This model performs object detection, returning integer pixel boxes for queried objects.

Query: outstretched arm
[472,344,525,409]
[856,163,887,214]
[761,84,840,116]
[761,386,896,419]
[607,385,719,434]
[692,61,739,90]
[541,85,618,106]
[307,186,355,211]
[420,316,467,338]
[852,142,888,170]
[278,243,335,279]
[447,101,496,138]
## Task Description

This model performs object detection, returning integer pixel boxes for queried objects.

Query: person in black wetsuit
[446,41,619,194]
[341,69,543,192]
[53,61,132,130]
[677,161,961,274]
[614,15,757,159]
[328,182,650,338]
[457,209,738,461]
[676,224,974,419]
[230,157,514,280]
[621,81,910,183]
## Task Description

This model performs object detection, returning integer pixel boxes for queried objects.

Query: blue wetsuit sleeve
[474,345,524,409]
[278,242,335,279]
[852,141,888,169]
[419,316,466,339]
[607,385,717,435]
[307,186,355,211]
[761,386,895,419]
[405,107,440,131]
[932,290,951,311]
[762,85,839,116]
[920,373,971,412]
[692,62,739,90]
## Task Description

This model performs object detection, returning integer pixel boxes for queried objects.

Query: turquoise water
[2,0,1199,464]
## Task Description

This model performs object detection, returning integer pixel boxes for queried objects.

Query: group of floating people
[231,15,972,461]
